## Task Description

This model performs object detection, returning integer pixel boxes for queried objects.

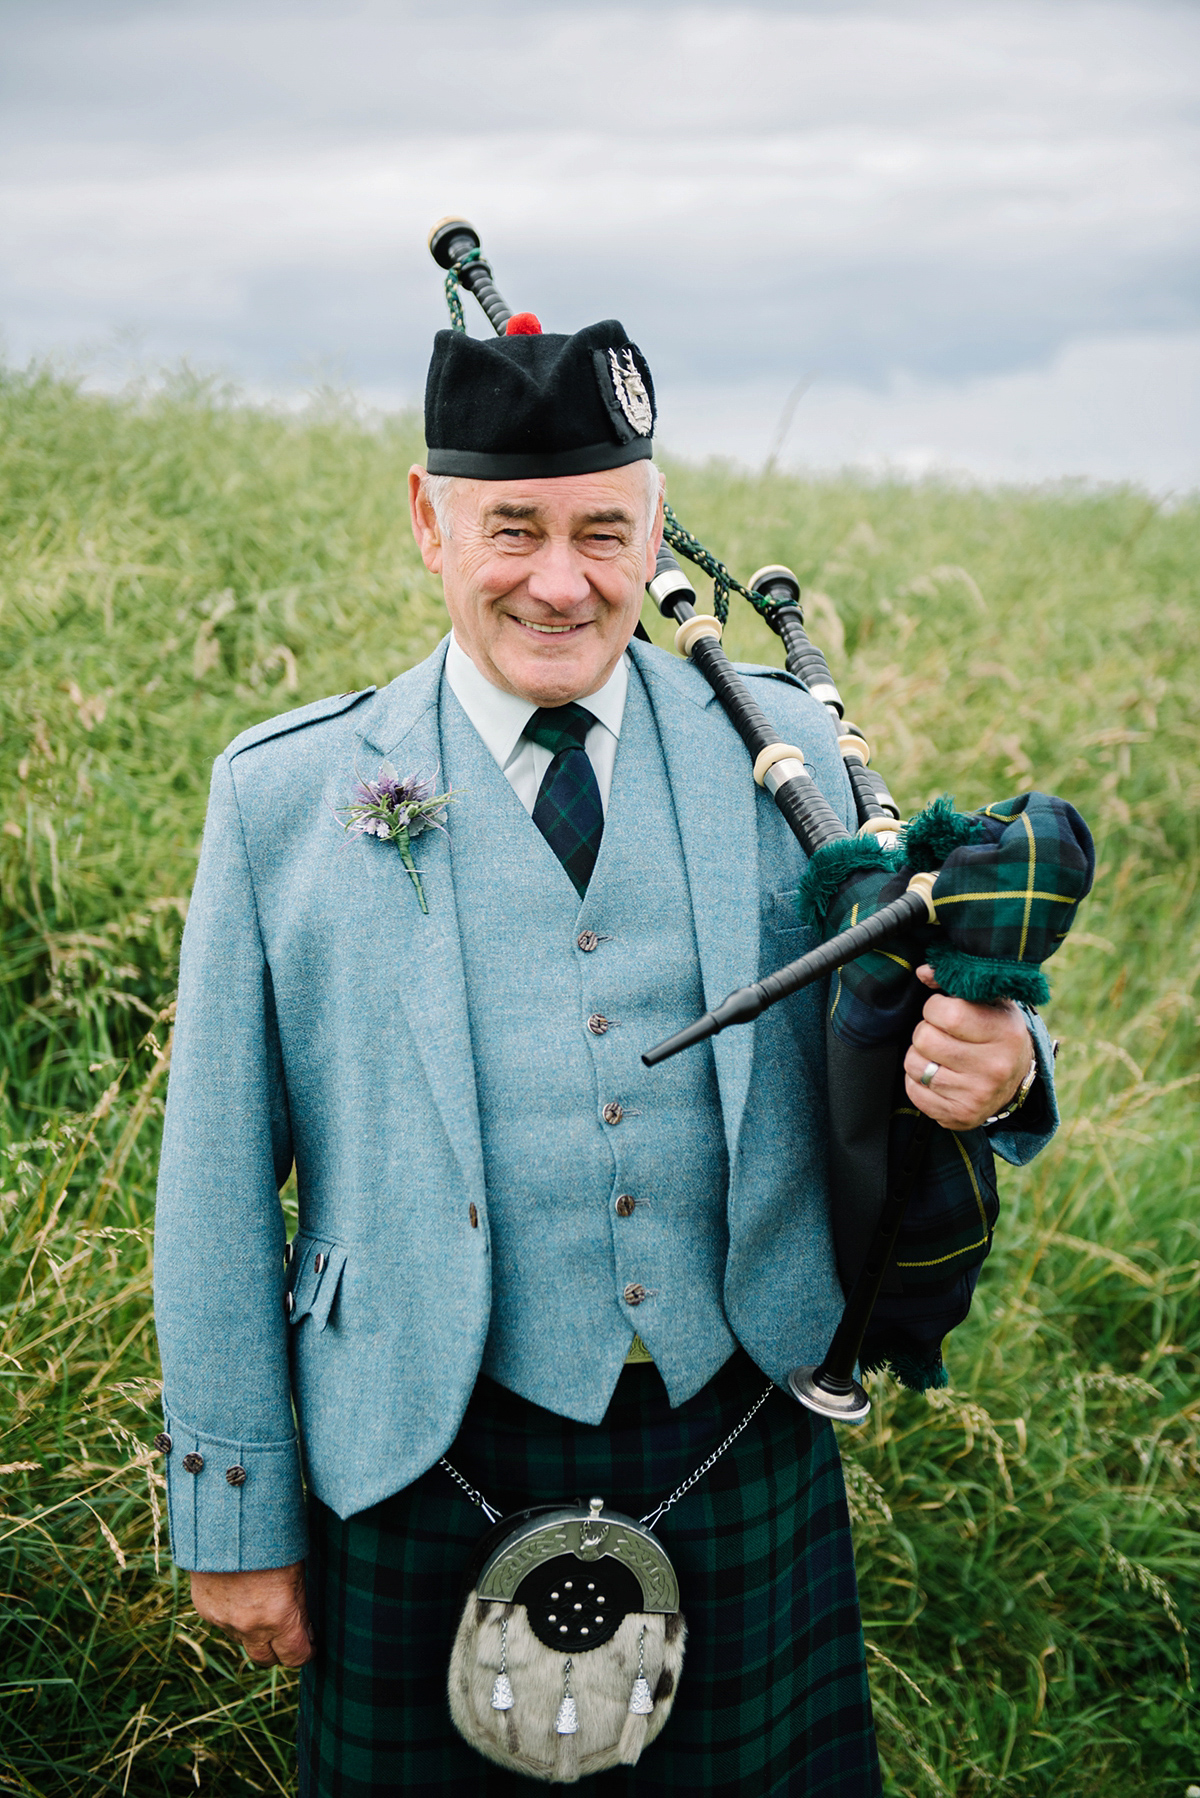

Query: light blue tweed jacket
[153,636,1057,1571]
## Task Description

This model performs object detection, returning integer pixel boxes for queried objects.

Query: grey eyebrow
[486,503,541,521]
[483,503,636,528]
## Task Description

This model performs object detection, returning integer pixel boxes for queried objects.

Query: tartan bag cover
[795,791,1094,1390]
[923,791,1095,1001]
[806,790,1096,1046]
[857,1103,1000,1389]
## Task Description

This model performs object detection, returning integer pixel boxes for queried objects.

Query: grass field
[1,363,1197,1796]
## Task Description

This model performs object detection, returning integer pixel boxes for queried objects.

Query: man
[154,317,1056,1794]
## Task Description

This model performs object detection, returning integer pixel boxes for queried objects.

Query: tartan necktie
[525,702,604,897]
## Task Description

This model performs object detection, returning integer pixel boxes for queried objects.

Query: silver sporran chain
[439,1382,773,1529]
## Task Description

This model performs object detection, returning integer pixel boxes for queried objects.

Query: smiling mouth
[512,617,589,636]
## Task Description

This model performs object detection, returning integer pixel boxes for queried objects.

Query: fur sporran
[447,1499,685,1783]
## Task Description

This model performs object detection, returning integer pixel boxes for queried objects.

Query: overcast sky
[2,0,1197,488]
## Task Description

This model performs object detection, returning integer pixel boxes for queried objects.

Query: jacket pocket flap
[287,1238,347,1331]
[766,890,817,943]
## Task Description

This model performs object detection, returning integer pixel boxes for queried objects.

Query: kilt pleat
[297,1349,882,1797]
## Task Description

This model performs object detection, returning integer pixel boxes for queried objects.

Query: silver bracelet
[986,1057,1038,1126]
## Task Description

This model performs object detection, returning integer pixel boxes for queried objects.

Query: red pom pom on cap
[504,312,542,336]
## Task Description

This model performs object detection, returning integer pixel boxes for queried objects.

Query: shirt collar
[444,633,629,770]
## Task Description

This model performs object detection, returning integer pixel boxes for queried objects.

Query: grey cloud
[3,1,1196,145]
[0,0,1196,481]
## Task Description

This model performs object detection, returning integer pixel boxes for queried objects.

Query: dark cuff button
[468,1202,479,1228]
[577,930,599,952]
[587,1014,610,1036]
[615,1194,636,1218]
[602,1102,623,1125]
[314,1252,325,1274]
[153,1432,173,1455]
[182,1452,205,1475]
[225,1465,247,1487]
[623,1283,647,1307]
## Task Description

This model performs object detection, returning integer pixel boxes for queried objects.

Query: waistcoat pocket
[766,891,817,946]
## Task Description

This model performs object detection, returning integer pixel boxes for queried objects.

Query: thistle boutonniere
[338,763,456,913]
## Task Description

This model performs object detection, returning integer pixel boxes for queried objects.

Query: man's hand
[903,965,1033,1132]
[190,1561,314,1668]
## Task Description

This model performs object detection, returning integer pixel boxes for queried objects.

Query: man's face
[408,462,663,707]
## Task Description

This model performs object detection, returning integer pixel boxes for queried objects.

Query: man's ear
[408,467,444,574]
[643,487,665,585]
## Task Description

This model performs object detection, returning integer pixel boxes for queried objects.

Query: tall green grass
[1,365,1197,1795]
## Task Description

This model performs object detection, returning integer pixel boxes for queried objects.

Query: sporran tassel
[554,1658,580,1781]
[617,1625,654,1765]
[554,1659,578,1735]
[490,1672,514,1712]
[617,1708,650,1766]
[490,1617,514,1712]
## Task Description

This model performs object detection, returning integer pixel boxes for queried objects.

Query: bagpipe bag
[799,791,1095,1390]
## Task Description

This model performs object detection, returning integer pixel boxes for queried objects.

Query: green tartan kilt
[297,1349,882,1796]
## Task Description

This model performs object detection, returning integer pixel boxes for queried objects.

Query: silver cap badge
[607,348,653,437]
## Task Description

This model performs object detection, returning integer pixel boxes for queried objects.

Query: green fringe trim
[795,835,894,926]
[901,794,986,871]
[861,1349,949,1393]
[927,941,1051,1006]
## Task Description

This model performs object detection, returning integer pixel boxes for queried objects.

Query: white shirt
[444,633,628,816]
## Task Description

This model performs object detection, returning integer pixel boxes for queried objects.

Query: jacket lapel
[356,641,486,1206]
[630,642,761,1163]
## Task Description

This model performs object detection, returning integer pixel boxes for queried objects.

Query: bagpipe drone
[428,218,1095,1426]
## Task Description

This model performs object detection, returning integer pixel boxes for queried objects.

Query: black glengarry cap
[424,318,656,480]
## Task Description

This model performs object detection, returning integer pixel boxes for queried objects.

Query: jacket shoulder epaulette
[225,688,376,762]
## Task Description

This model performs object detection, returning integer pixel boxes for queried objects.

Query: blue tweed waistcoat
[442,668,734,1419]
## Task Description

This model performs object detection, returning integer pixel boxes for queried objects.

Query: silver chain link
[440,1384,775,1534]
[437,1456,503,1523]
[639,1385,773,1530]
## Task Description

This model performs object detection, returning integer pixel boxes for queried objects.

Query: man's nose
[523,540,592,608]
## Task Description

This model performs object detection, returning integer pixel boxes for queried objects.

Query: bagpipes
[429,218,1096,1424]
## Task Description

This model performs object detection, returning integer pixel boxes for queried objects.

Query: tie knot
[525,702,596,756]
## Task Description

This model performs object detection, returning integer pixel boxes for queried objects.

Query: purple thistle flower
[335,761,458,911]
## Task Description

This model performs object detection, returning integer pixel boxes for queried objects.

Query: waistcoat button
[182,1452,205,1475]
[587,1014,610,1036]
[283,1242,293,1265]
[577,930,599,952]
[623,1283,647,1307]
[602,1102,623,1125]
[615,1194,636,1218]
[225,1465,247,1487]
[469,1202,479,1228]
[284,1290,295,1315]
[153,1432,173,1455]
[314,1252,325,1274]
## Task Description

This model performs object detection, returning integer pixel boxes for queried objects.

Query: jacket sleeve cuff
[988,1005,1059,1167]
[160,1405,308,1572]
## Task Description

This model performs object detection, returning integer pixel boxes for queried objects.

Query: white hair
[422,459,664,541]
